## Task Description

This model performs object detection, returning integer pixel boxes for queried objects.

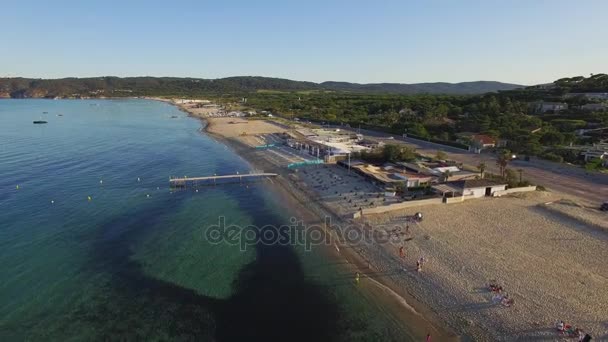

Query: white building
[566,93,608,100]
[581,103,608,112]
[433,179,507,198]
[431,166,460,175]
[533,101,568,113]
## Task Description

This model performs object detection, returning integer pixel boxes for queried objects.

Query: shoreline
[188,110,463,340]
[151,98,608,340]
[160,98,608,341]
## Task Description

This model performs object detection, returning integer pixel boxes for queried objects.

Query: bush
[505,169,519,188]
[545,148,581,164]
[540,152,563,163]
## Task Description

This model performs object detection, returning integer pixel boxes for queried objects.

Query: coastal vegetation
[2,74,607,169]
[234,75,608,168]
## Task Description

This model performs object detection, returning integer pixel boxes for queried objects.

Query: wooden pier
[169,173,278,187]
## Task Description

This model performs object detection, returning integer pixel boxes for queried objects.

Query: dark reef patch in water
[77,184,341,341]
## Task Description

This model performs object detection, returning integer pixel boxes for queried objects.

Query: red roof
[472,134,496,145]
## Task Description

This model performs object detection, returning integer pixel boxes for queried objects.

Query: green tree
[382,144,401,162]
[398,146,417,162]
[496,150,511,178]
[505,168,519,187]
[442,169,452,182]
[406,123,430,138]
[435,151,447,161]
[477,162,486,178]
[517,168,524,184]
[539,131,565,146]
[381,145,416,163]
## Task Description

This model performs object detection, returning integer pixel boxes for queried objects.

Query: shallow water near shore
[0,99,419,341]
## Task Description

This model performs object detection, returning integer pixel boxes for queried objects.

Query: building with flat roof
[431,166,461,175]
[446,170,480,182]
[432,179,507,198]
[342,161,435,188]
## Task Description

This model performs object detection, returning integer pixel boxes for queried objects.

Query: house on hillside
[432,179,507,199]
[471,134,496,149]
[581,103,608,112]
[457,133,498,151]
[532,101,568,113]
[565,93,608,100]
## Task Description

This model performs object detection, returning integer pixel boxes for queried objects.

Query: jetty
[169,172,278,187]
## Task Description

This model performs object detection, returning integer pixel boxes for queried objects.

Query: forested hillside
[0,76,521,99]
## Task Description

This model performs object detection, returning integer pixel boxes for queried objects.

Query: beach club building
[432,179,507,199]
[339,161,435,188]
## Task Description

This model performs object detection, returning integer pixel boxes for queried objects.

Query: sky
[2,0,607,85]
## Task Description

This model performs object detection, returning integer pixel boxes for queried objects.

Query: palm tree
[517,168,524,184]
[442,170,452,182]
[496,150,510,179]
[477,162,486,179]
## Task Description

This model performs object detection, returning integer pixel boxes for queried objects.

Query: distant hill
[0,76,523,98]
[321,80,523,94]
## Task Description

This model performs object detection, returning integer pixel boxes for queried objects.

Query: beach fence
[492,186,537,197]
[353,198,443,218]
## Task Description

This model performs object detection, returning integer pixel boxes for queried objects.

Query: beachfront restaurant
[339,161,435,188]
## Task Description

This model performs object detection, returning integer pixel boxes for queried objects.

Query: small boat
[57,114,63,117]
[170,115,179,119]
[33,120,48,124]
[42,111,48,114]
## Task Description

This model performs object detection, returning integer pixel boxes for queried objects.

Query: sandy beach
[176,105,608,341]
[202,116,460,340]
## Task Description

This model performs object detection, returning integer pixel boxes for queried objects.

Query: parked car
[601,201,608,211]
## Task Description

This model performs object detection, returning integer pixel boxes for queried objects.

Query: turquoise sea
[0,99,414,341]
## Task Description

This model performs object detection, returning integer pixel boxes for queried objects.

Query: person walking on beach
[355,272,360,285]
[399,246,405,259]
[426,333,431,342]
[418,256,426,267]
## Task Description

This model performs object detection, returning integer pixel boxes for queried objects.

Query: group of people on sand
[556,321,592,341]
[488,281,514,307]
[397,243,426,273]
[394,222,429,273]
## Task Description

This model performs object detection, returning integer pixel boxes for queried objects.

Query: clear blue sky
[2,0,607,85]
